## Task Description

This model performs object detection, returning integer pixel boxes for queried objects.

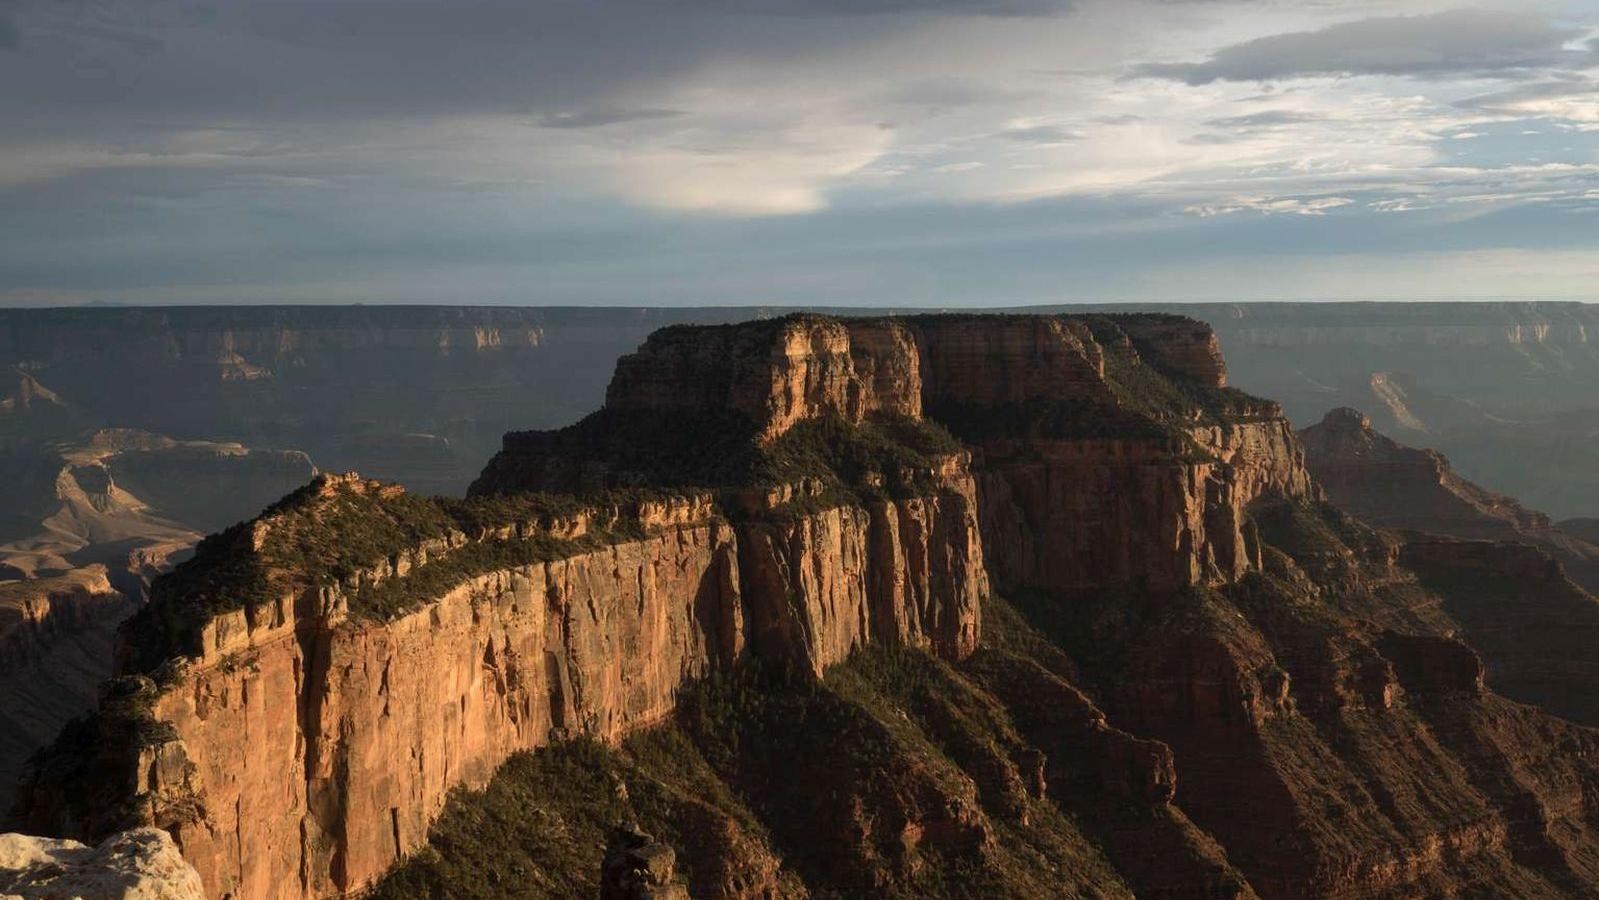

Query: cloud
[1456,79,1599,127]
[1187,195,1354,216]
[1204,110,1323,129]
[2,0,1598,305]
[537,108,685,129]
[1000,124,1084,143]
[1135,10,1596,85]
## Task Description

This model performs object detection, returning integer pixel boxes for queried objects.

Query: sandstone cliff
[14,446,984,896]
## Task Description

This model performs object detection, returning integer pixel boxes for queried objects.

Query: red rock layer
[604,318,922,442]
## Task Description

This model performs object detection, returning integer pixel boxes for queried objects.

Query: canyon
[1300,407,1599,728]
[1301,406,1599,592]
[0,426,316,810]
[7,311,1599,899]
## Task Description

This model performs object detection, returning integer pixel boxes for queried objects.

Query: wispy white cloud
[1134,9,1596,84]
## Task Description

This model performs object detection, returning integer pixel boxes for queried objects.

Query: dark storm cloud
[1135,10,1596,85]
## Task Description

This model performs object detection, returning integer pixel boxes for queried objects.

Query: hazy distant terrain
[1155,302,1599,520]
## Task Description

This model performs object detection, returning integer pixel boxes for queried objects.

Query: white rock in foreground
[0,828,203,900]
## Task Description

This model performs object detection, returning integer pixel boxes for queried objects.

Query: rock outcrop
[1306,409,1599,564]
[1299,408,1599,726]
[0,827,204,900]
[600,827,690,900]
[1301,407,1599,590]
[0,569,132,813]
[604,318,923,442]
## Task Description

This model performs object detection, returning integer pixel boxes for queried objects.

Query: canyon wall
[0,569,133,813]
[149,504,742,899]
[907,315,1311,595]
[14,417,988,897]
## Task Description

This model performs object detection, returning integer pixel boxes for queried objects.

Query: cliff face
[1300,407,1599,589]
[155,507,744,899]
[11,479,755,898]
[910,316,1308,595]
[0,568,133,813]
[17,312,1599,900]
[738,476,983,676]
[605,318,923,442]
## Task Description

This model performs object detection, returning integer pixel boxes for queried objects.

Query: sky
[1,0,1596,307]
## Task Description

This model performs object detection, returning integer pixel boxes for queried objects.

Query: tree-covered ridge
[123,475,701,664]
